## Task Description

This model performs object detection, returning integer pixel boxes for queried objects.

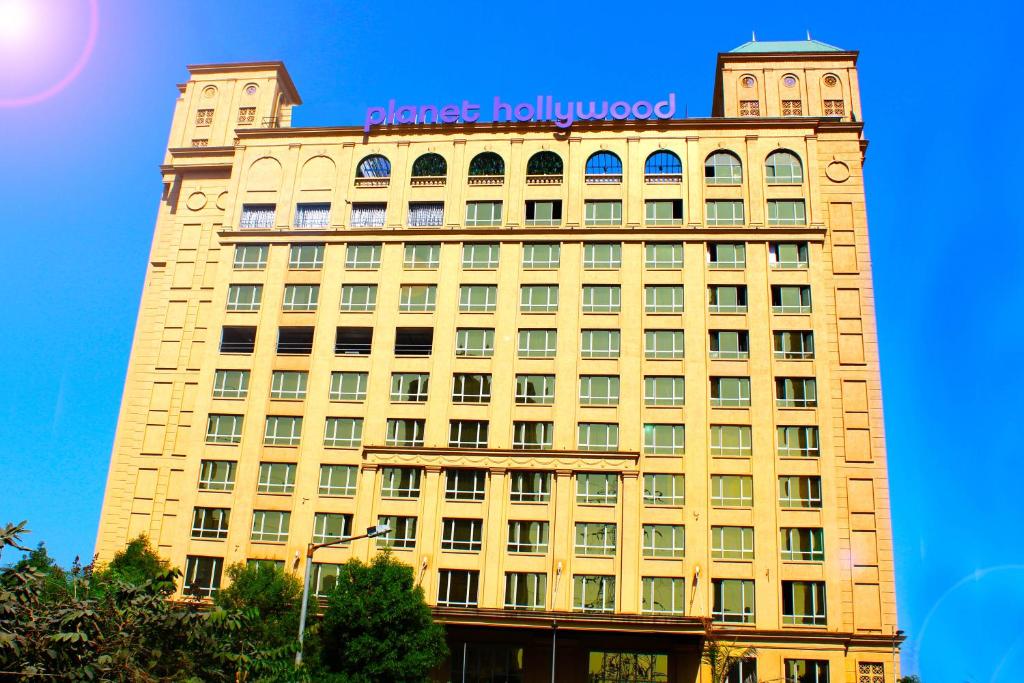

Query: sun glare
[0,0,35,45]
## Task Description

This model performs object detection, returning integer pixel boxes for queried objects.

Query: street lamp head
[367,524,391,538]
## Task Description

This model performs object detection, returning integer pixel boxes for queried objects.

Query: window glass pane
[403,243,440,269]
[233,244,268,270]
[645,242,684,269]
[329,372,368,401]
[345,244,381,269]
[518,329,557,358]
[583,243,622,269]
[288,244,324,269]
[462,243,500,269]
[457,328,496,357]
[643,474,685,506]
[522,242,560,268]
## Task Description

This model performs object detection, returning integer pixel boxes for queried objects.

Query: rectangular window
[510,471,551,503]
[452,373,492,403]
[643,473,685,506]
[779,476,823,509]
[582,285,621,313]
[777,377,818,407]
[263,416,302,446]
[198,460,236,491]
[350,203,386,228]
[579,375,620,406]
[575,522,617,556]
[711,526,755,560]
[577,423,619,452]
[772,285,812,314]
[644,424,685,455]
[778,426,820,458]
[785,659,830,683]
[456,328,495,357]
[524,201,562,227]
[781,528,825,562]
[645,242,684,269]
[708,285,747,313]
[768,200,807,226]
[710,425,752,457]
[294,203,330,229]
[518,329,557,358]
[771,242,809,269]
[465,201,503,227]
[257,462,296,494]
[513,421,554,450]
[226,284,262,312]
[460,285,498,312]
[184,556,222,598]
[445,469,486,501]
[515,374,555,405]
[191,507,230,540]
[395,326,432,356]
[312,512,352,545]
[390,372,429,402]
[251,510,290,543]
[239,204,275,229]
[318,464,357,497]
[380,466,422,498]
[645,199,683,225]
[329,371,368,401]
[520,285,559,312]
[376,515,417,549]
[206,414,243,444]
[507,521,549,554]
[573,575,615,612]
[782,581,827,625]
[220,325,253,353]
[643,524,685,558]
[276,326,314,355]
[581,329,620,358]
[644,330,685,360]
[404,243,440,269]
[462,243,500,269]
[584,200,622,226]
[711,474,753,507]
[345,243,381,269]
[449,420,488,448]
[504,572,547,610]
[522,241,560,267]
[398,284,437,312]
[269,371,308,400]
[710,330,750,359]
[583,242,622,269]
[644,376,685,407]
[441,518,483,552]
[408,202,444,227]
[282,284,317,311]
[589,652,668,680]
[213,370,249,399]
[233,244,268,270]
[246,559,284,573]
[706,200,744,226]
[323,417,363,448]
[644,285,684,313]
[774,331,815,359]
[288,244,324,270]
[311,563,341,598]
[711,377,751,407]
[339,284,377,312]
[437,569,479,607]
[642,577,685,615]
[385,419,425,448]
[713,579,755,623]
[708,242,746,269]
[576,472,618,503]
[728,660,758,683]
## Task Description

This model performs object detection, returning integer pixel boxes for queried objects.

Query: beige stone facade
[96,43,900,682]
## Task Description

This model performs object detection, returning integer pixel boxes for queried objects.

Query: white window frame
[329,371,368,401]
[644,285,685,313]
[270,371,308,400]
[515,374,556,405]
[263,415,302,446]
[449,420,489,448]
[459,285,498,312]
[642,577,686,615]
[213,370,249,399]
[345,243,382,269]
[711,475,753,507]
[581,285,621,313]
[445,469,487,501]
[510,471,551,503]
[710,425,753,457]
[518,329,557,358]
[282,284,319,312]
[251,510,290,543]
[376,515,417,549]
[462,243,500,269]
[644,376,686,406]
[520,285,559,313]
[233,244,268,270]
[575,522,617,556]
[206,414,243,444]
[398,284,437,312]
[257,462,296,494]
[385,419,425,447]
[507,521,549,553]
[441,518,483,551]
[312,512,352,545]
[580,329,621,359]
[318,464,357,496]
[643,473,685,506]
[644,242,684,269]
[226,284,262,312]
[288,243,324,270]
[380,466,422,498]
[456,328,495,357]
[644,330,685,359]
[583,242,622,269]
[522,242,560,268]
[711,525,755,560]
[403,243,441,269]
[323,417,363,448]
[575,472,618,503]
[198,460,236,491]
[339,284,377,312]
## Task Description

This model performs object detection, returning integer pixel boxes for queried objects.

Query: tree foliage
[214,562,302,651]
[702,633,756,683]
[320,552,448,682]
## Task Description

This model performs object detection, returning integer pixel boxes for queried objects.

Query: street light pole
[295,523,390,666]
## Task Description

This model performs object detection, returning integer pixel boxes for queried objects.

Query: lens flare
[0,0,99,108]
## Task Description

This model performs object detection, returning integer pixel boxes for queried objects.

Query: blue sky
[0,0,1020,678]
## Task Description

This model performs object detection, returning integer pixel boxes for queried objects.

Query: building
[95,38,900,682]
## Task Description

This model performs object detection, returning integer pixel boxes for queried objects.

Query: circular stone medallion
[186,191,207,211]
[216,191,229,210]
[825,161,851,183]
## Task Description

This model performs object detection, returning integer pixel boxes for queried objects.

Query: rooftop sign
[364,94,677,133]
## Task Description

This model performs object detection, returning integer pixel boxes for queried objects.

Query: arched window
[356,154,391,178]
[704,151,742,185]
[765,150,803,184]
[585,151,623,176]
[411,153,447,177]
[527,151,563,176]
[644,150,683,179]
[468,152,505,177]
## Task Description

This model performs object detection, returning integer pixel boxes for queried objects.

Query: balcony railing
[644,173,682,184]
[467,175,504,186]
[410,176,446,187]
[585,174,622,184]
[354,177,390,188]
[526,174,562,185]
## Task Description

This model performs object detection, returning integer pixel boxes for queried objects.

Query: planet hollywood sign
[364,94,677,133]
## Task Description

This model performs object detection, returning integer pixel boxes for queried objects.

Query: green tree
[702,632,756,683]
[899,676,921,683]
[97,534,171,585]
[215,562,302,649]
[319,552,448,682]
